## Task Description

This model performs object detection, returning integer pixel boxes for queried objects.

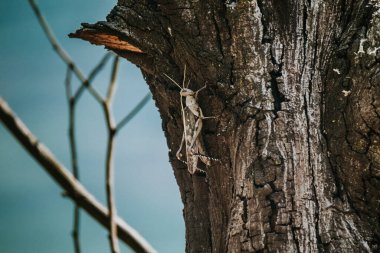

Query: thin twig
[88,53,114,82]
[102,56,121,253]
[65,66,73,99]
[104,116,119,253]
[116,93,152,132]
[74,52,113,101]
[106,57,120,103]
[65,69,79,182]
[29,2,151,252]
[28,0,103,104]
[72,206,81,253]
[0,97,158,253]
[65,67,81,253]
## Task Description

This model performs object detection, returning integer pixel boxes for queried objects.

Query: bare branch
[102,58,121,251]
[74,52,113,101]
[72,206,81,253]
[116,93,152,132]
[28,2,153,252]
[88,53,114,82]
[106,56,120,103]
[65,66,73,99]
[105,125,120,253]
[0,97,158,253]
[65,70,79,180]
[28,0,103,104]
[64,67,82,253]
[102,100,120,252]
[65,67,82,253]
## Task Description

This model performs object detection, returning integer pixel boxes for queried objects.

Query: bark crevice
[70,0,380,251]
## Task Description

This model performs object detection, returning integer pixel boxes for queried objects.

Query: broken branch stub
[69,23,143,54]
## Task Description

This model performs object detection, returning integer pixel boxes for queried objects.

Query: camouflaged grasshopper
[164,68,215,174]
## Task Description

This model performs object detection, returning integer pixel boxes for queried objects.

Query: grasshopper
[164,69,215,174]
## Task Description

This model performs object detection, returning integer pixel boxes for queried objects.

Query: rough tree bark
[70,1,379,252]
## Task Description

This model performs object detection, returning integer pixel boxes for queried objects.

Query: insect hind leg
[194,152,219,165]
[176,132,187,164]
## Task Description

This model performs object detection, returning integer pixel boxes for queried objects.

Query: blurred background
[0,1,184,252]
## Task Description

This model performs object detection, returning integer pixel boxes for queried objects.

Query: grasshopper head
[180,88,195,96]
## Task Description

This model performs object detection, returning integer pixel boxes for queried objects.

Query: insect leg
[176,132,187,164]
[189,117,203,151]
[195,85,207,99]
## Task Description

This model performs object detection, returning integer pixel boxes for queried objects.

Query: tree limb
[0,97,158,253]
[64,67,81,253]
[28,0,103,103]
[103,56,121,253]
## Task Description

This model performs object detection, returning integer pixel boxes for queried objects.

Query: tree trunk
[70,0,380,252]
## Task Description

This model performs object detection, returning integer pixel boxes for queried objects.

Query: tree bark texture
[71,1,380,252]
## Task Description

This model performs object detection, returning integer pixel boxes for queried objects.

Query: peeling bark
[70,1,380,252]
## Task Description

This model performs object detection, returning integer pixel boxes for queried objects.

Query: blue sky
[0,1,184,252]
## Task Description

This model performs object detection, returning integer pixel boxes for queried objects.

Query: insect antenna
[185,78,191,89]
[164,73,182,90]
[182,65,187,88]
